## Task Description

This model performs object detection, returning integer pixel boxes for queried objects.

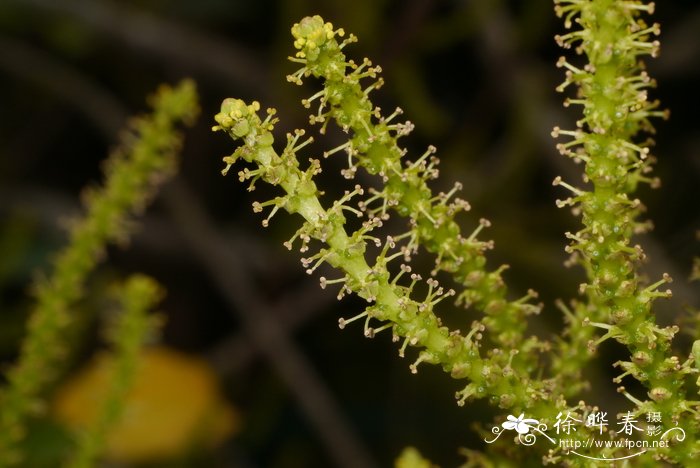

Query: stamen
[338,311,368,330]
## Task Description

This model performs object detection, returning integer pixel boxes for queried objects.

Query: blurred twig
[8,0,269,92]
[0,36,127,139]
[207,275,335,377]
[162,179,378,468]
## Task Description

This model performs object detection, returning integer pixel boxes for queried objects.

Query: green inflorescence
[215,4,700,465]
[65,275,163,468]
[215,13,563,412]
[552,0,700,461]
[0,80,198,466]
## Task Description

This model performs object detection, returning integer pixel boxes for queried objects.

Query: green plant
[214,3,700,465]
[0,80,198,466]
[64,275,163,468]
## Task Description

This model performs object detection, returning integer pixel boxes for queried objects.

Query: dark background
[1,0,699,466]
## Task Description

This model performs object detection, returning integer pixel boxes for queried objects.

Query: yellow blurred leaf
[395,446,437,468]
[53,346,237,463]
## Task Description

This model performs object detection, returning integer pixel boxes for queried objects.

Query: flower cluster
[289,14,547,367]
[216,7,700,465]
[213,95,553,411]
[215,13,641,464]
[214,37,568,414]
[552,0,700,463]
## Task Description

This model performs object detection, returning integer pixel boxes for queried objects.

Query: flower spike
[213,19,554,411]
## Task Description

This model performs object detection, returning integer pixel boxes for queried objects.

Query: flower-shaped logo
[502,414,540,434]
[485,413,553,446]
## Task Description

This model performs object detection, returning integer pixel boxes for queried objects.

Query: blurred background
[1,0,699,466]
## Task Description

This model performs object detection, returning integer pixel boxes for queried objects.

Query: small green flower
[291,15,344,61]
